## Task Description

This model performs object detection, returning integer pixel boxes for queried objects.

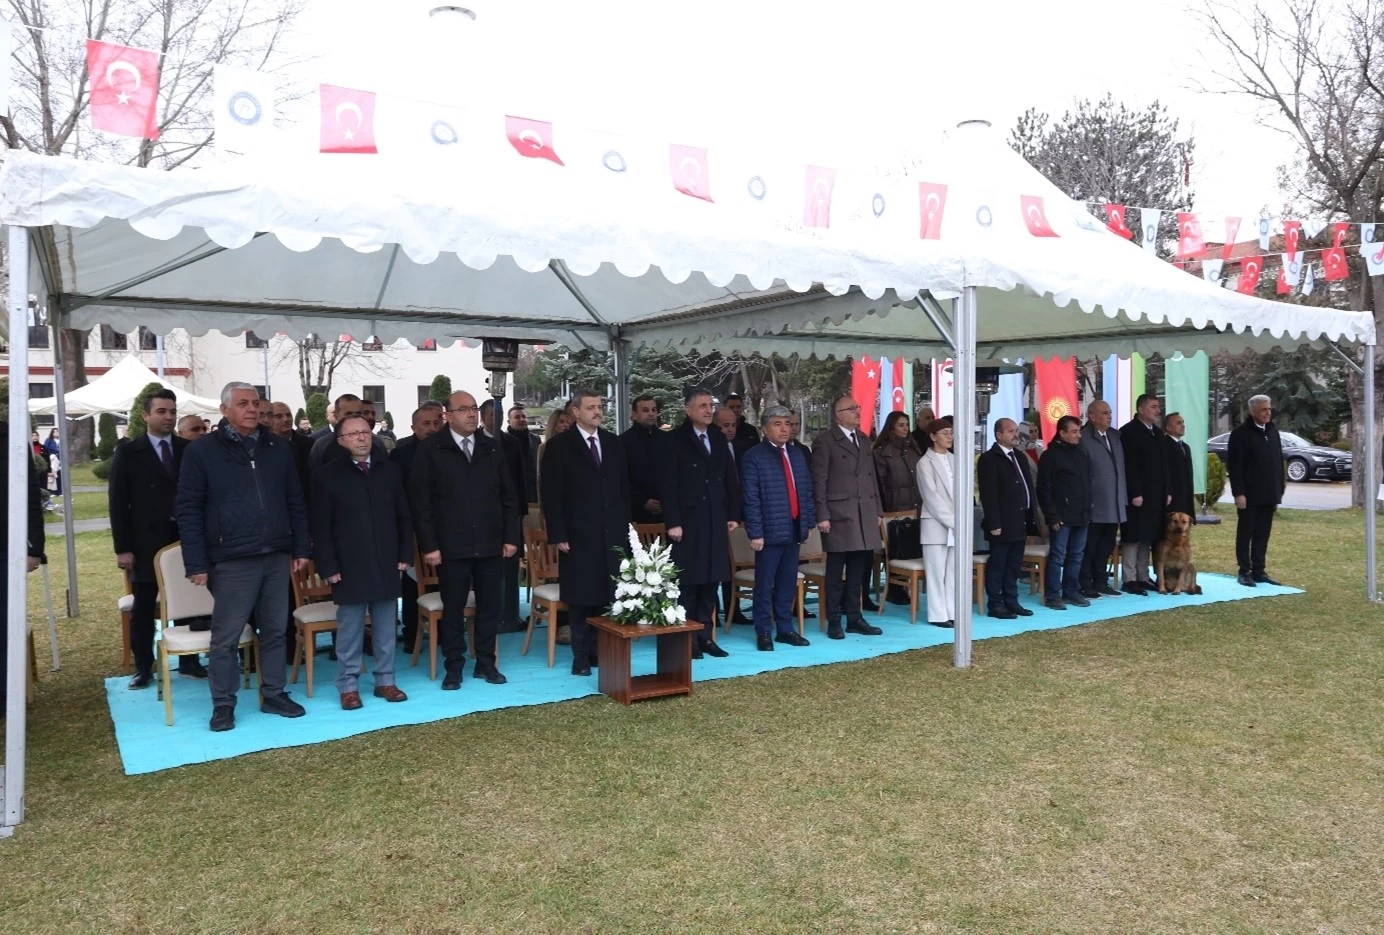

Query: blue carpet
[105,573,1300,774]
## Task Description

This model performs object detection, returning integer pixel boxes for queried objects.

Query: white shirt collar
[578,424,599,442]
[837,425,856,442]
[450,428,474,450]
[147,431,171,445]
[353,456,372,468]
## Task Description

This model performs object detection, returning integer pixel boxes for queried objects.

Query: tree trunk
[60,327,94,462]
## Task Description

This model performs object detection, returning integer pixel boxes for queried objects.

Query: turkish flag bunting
[1222,216,1242,261]
[1322,247,1349,281]
[1332,222,1351,248]
[505,116,563,165]
[804,165,836,229]
[1020,195,1058,237]
[669,144,712,202]
[1283,220,1302,261]
[319,85,377,154]
[1363,239,1384,277]
[85,40,160,140]
[1104,203,1133,239]
[919,182,948,240]
[1236,256,1264,294]
[1033,357,1077,441]
[1176,212,1207,259]
[850,357,881,433]
[1275,265,1291,295]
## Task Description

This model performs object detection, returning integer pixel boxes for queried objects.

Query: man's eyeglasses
[837,404,860,413]
[341,430,372,439]
[449,406,480,415]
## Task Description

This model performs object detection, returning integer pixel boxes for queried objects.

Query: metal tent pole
[4,226,33,835]
[612,337,632,434]
[49,307,79,616]
[952,287,978,669]
[1366,341,1377,602]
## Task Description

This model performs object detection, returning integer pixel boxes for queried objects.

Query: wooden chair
[973,554,990,616]
[798,528,829,630]
[26,628,38,704]
[153,543,257,726]
[1108,540,1123,587]
[119,570,135,671]
[879,511,926,624]
[633,523,666,550]
[410,545,477,680]
[726,526,804,636]
[1022,539,1047,604]
[521,505,545,603]
[289,559,359,699]
[521,526,567,667]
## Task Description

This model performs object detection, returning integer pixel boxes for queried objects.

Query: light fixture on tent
[429,5,477,21]
[481,337,520,432]
[973,364,1023,423]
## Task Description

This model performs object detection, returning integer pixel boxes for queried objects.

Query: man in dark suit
[724,393,761,452]
[411,391,520,689]
[1227,394,1286,587]
[505,405,541,505]
[713,406,751,624]
[1163,412,1196,516]
[481,398,528,633]
[660,387,741,658]
[108,388,203,687]
[623,394,666,524]
[310,415,413,709]
[786,410,811,459]
[977,418,1035,620]
[1,420,48,715]
[910,406,936,454]
[390,401,444,652]
[310,394,387,469]
[540,389,631,676]
[270,401,314,510]
[1119,393,1170,595]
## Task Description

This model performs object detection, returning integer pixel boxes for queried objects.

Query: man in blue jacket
[175,382,312,732]
[739,405,816,651]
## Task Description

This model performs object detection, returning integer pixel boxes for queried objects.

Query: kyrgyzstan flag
[1034,356,1077,443]
[86,39,160,140]
[851,356,882,435]
[320,84,377,154]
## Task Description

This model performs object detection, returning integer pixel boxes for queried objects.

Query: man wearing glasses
[809,395,885,639]
[410,391,520,689]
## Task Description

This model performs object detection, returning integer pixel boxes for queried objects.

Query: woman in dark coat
[872,411,923,513]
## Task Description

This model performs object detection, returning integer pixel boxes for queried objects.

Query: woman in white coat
[915,416,956,627]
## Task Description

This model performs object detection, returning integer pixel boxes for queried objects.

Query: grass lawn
[3,511,1383,933]
[48,491,109,522]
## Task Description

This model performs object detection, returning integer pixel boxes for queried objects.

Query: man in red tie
[739,406,816,651]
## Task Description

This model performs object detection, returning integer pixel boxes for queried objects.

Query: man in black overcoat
[659,387,741,659]
[1163,412,1196,517]
[1119,393,1170,595]
[482,398,528,632]
[1227,394,1286,587]
[622,394,666,524]
[108,388,203,687]
[390,401,444,651]
[1,419,47,714]
[977,418,1035,619]
[540,390,631,676]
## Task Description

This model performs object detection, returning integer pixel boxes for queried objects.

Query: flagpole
[951,287,977,669]
[1365,340,1377,602]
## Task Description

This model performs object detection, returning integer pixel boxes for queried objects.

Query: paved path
[44,517,111,537]
[1219,481,1351,511]
[71,485,105,493]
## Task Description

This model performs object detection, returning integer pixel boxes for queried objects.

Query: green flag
[1164,351,1210,493]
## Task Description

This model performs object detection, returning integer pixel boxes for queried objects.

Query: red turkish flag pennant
[1322,247,1349,281]
[1176,212,1207,259]
[918,182,948,240]
[850,357,881,431]
[319,85,377,154]
[1104,203,1133,239]
[1020,195,1058,237]
[1332,222,1350,248]
[804,165,836,229]
[669,144,712,202]
[1275,264,1291,294]
[505,116,563,165]
[85,40,160,140]
[1222,217,1242,261]
[1283,220,1302,261]
[1236,256,1264,294]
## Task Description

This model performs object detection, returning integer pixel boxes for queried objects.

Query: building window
[30,383,54,427]
[362,385,385,413]
[303,333,326,350]
[245,331,268,349]
[361,335,383,352]
[100,324,127,350]
[137,326,158,351]
[253,385,269,401]
[418,385,432,405]
[418,338,437,351]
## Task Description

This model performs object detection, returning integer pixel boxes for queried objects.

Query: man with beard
[506,405,541,505]
[622,394,666,524]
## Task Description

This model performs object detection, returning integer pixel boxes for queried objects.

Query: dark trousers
[566,604,604,665]
[130,579,160,673]
[985,540,1024,611]
[753,543,801,637]
[1235,504,1276,576]
[207,553,290,708]
[1080,523,1118,590]
[438,555,502,673]
[679,580,720,646]
[501,553,521,628]
[400,569,419,647]
[824,550,871,626]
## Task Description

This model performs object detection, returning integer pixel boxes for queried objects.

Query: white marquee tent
[2,120,1375,835]
[26,353,222,418]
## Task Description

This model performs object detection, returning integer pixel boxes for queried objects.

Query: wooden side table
[589,616,704,705]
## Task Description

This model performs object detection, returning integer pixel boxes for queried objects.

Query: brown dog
[1153,511,1202,595]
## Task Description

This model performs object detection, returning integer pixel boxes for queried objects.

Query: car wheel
[1286,458,1309,483]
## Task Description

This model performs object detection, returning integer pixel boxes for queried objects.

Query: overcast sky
[294,0,1296,222]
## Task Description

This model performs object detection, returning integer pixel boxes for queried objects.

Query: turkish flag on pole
[1104,203,1134,239]
[669,144,712,202]
[1176,212,1207,259]
[851,357,881,433]
[86,39,160,139]
[1237,256,1264,294]
[804,165,836,229]
[1020,195,1058,237]
[1033,357,1077,442]
[505,116,563,165]
[1283,219,1302,261]
[918,182,948,239]
[319,84,377,154]
[1222,216,1242,261]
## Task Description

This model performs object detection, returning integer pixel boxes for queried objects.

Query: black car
[1208,431,1353,483]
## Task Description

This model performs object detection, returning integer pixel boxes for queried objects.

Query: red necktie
[780,446,799,519]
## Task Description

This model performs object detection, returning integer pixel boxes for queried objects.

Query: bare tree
[265,333,401,402]
[1,0,304,458]
[1195,0,1384,504]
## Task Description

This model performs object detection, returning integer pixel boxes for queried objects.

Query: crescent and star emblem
[517,128,544,151]
[106,60,141,106]
[334,100,363,141]
[679,156,702,193]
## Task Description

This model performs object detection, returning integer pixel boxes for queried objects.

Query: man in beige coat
[810,394,885,639]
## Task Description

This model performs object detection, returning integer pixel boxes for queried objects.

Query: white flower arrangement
[608,525,687,627]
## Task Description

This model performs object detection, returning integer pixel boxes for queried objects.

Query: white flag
[1280,254,1302,288]
[1202,259,1223,284]
[0,20,10,115]
[1364,240,1384,277]
[1302,263,1315,295]
[1141,208,1161,255]
[1258,216,1273,251]
[1362,223,1378,246]
[214,66,276,155]
[1303,217,1328,239]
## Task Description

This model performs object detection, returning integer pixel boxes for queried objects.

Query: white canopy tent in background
[3,119,1375,835]
[27,354,222,418]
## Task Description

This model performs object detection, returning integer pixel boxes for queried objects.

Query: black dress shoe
[862,597,881,613]
[1047,598,1068,610]
[1007,605,1034,617]
[571,661,591,677]
[474,665,508,685]
[1252,573,1282,586]
[261,692,306,718]
[441,672,463,690]
[1079,589,1103,599]
[691,646,704,660]
[1098,585,1121,597]
[989,608,1017,620]
[703,642,729,658]
[1065,595,1091,608]
[729,611,753,626]
[1121,582,1147,596]
[128,669,154,690]
[775,632,811,647]
[177,658,209,679]
[826,624,845,640]
[929,620,955,629]
[756,635,774,651]
[1237,573,1257,587]
[846,620,883,635]
[209,705,235,732]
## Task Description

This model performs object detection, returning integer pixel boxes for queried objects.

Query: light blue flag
[985,360,1025,443]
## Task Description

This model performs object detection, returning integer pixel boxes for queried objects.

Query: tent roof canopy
[0,121,1372,359]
